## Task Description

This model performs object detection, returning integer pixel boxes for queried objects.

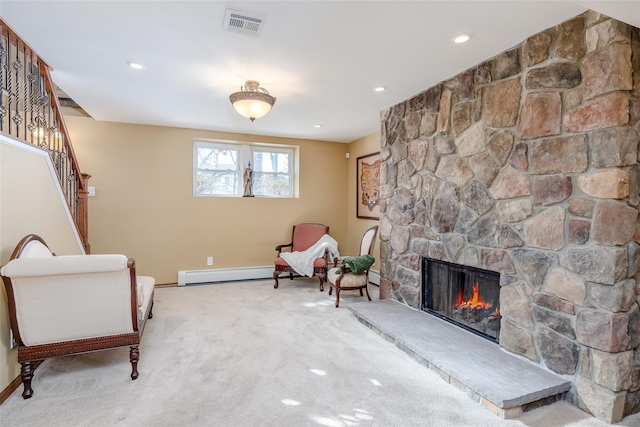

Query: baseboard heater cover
[178,266,274,286]
[369,270,380,286]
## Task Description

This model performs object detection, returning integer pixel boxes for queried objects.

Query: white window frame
[193,141,242,196]
[250,145,295,198]
[193,139,298,198]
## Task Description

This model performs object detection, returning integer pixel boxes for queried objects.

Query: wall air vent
[223,9,266,38]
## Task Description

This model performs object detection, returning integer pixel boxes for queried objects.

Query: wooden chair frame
[328,225,379,307]
[273,223,330,291]
[1,234,154,399]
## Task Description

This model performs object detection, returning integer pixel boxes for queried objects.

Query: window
[194,140,296,197]
[252,147,293,197]
[194,142,240,195]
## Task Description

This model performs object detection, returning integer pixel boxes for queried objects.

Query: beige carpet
[1,278,640,426]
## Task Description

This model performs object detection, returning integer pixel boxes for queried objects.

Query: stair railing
[0,19,90,253]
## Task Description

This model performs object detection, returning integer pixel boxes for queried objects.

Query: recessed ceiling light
[127,61,144,70]
[453,34,470,44]
[374,86,386,92]
[313,124,323,128]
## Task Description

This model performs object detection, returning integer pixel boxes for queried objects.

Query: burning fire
[458,283,500,318]
[459,283,491,309]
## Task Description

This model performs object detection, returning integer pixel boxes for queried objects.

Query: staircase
[0,19,90,253]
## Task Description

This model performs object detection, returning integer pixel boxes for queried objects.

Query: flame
[458,283,492,310]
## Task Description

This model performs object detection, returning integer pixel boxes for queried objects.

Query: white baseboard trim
[177,266,274,286]
[177,266,379,287]
[369,269,380,286]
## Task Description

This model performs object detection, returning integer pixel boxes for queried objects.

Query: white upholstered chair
[0,234,155,399]
[327,226,378,308]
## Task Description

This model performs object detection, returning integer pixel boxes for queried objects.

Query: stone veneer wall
[378,11,640,423]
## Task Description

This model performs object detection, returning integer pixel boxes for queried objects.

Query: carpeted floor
[1,279,640,426]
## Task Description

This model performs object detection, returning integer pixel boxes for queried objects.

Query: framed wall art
[356,152,381,220]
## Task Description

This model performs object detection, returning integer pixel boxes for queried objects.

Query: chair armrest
[333,256,348,267]
[334,261,371,276]
[340,263,348,275]
[1,254,129,277]
[275,242,293,256]
[332,264,349,283]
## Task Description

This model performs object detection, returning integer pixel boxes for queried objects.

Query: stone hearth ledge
[348,299,571,419]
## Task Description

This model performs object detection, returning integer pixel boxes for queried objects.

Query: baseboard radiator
[177,267,381,287]
[369,270,380,286]
[178,266,274,286]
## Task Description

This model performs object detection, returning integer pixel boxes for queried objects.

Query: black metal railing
[0,19,89,252]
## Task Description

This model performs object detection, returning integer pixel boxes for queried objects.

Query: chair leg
[328,285,333,295]
[365,285,372,301]
[335,287,340,308]
[317,273,324,292]
[20,361,34,399]
[273,271,280,289]
[148,300,154,319]
[359,288,364,296]
[129,346,140,380]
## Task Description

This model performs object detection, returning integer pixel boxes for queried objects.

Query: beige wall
[0,137,84,393]
[345,132,381,269]
[0,120,380,394]
[66,116,350,284]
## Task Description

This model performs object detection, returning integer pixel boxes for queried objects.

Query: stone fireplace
[378,11,640,423]
[422,258,501,342]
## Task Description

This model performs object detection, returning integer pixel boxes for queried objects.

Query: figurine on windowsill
[243,161,254,197]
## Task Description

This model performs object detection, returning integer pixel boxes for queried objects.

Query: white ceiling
[0,1,638,143]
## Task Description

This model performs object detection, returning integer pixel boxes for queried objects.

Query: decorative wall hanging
[356,152,380,219]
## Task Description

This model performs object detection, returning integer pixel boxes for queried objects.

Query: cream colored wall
[0,138,84,394]
[66,116,349,284]
[0,119,373,394]
[346,132,381,269]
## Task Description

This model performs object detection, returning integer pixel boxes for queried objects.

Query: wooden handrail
[41,65,85,191]
[0,20,49,70]
[0,18,90,253]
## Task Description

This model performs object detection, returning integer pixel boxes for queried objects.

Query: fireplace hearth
[422,258,501,342]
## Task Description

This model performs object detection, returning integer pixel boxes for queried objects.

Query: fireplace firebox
[422,258,501,343]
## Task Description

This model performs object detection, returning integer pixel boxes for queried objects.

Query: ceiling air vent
[223,9,266,38]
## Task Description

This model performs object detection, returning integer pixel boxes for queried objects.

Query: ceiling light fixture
[453,34,470,44]
[313,124,323,128]
[127,61,144,70]
[229,80,276,122]
[374,86,386,92]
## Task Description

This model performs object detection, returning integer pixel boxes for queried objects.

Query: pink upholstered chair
[273,223,330,291]
[328,225,378,307]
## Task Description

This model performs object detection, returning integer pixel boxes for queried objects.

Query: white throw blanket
[280,234,340,277]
